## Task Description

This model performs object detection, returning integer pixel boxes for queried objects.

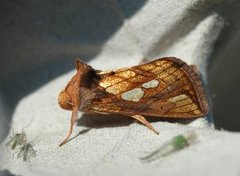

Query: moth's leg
[131,115,159,135]
[59,107,78,147]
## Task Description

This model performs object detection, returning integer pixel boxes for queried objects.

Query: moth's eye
[58,90,72,110]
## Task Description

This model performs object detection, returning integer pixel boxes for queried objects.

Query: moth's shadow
[76,113,197,129]
[76,114,133,129]
[66,114,205,145]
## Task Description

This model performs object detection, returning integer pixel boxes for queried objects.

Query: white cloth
[1,1,240,176]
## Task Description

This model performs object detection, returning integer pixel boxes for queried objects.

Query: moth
[58,57,208,146]
[17,141,36,162]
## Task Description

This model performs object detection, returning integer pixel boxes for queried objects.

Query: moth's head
[58,59,93,111]
[58,71,81,111]
[58,90,73,110]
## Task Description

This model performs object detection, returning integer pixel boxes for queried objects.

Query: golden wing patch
[87,57,208,118]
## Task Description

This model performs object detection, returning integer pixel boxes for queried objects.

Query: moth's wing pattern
[84,57,208,118]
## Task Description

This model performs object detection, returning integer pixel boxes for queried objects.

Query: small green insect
[3,117,33,150]
[17,141,36,162]
[141,131,197,162]
[6,130,26,150]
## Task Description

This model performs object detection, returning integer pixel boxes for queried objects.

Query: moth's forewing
[83,57,208,118]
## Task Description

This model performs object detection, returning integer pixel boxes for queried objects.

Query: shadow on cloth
[77,113,199,129]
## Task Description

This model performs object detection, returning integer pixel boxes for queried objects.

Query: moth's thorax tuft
[58,90,73,110]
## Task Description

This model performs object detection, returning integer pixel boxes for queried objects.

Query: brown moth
[58,57,208,146]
